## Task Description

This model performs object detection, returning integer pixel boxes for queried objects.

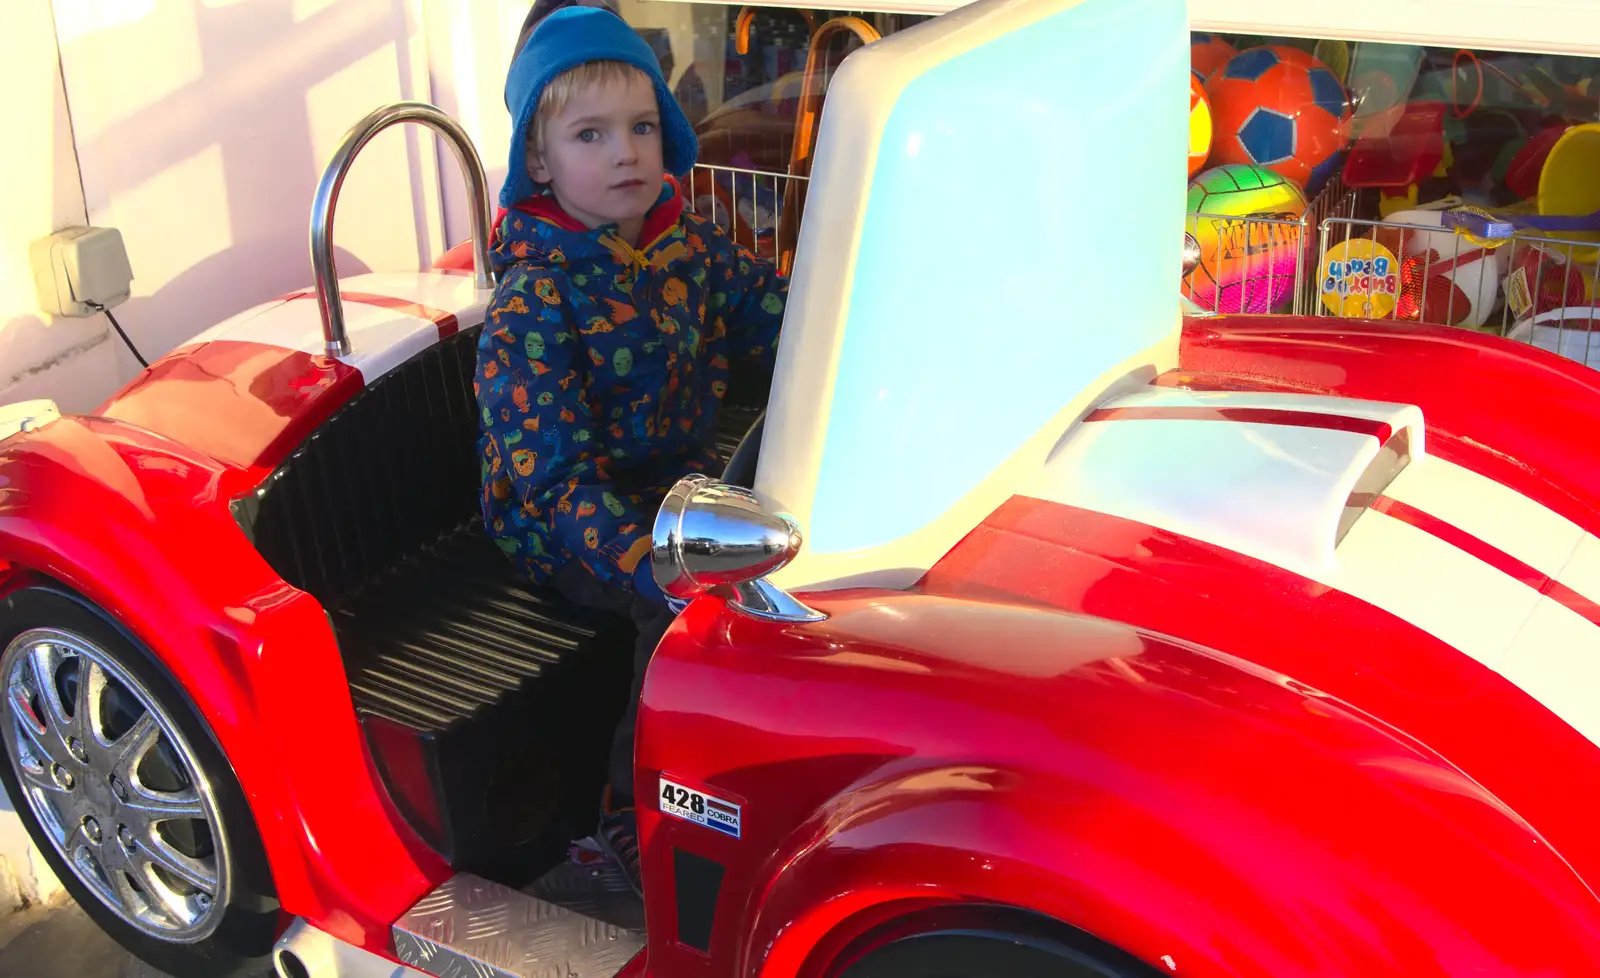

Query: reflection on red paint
[98,340,362,473]
[1084,404,1393,442]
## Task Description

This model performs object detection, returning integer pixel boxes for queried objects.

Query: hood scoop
[1024,388,1424,576]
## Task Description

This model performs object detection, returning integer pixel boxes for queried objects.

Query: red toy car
[5,0,1600,975]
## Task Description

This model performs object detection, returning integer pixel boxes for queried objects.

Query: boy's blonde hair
[527,60,651,158]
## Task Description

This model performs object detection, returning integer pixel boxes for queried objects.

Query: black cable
[87,302,148,368]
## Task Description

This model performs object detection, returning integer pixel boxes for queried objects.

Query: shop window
[1188,33,1600,364]
[618,3,1600,367]
[618,3,925,268]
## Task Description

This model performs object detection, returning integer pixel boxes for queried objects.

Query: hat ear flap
[500,98,542,207]
[651,76,699,176]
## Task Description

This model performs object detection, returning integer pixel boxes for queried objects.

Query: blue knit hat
[501,6,697,208]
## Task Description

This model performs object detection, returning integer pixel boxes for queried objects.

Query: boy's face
[530,72,664,243]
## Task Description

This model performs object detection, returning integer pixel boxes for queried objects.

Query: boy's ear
[527,150,552,185]
[525,122,552,184]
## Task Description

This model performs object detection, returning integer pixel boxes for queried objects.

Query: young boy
[477,6,787,892]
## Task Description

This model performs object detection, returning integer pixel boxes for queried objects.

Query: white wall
[0,8,77,894]
[0,0,480,910]
[51,0,451,389]
[0,0,116,416]
[0,0,454,413]
[418,0,526,250]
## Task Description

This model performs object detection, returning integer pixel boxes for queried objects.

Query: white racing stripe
[1559,534,1600,606]
[183,271,491,385]
[1328,507,1543,670]
[1383,455,1586,583]
[1023,390,1600,751]
[1107,387,1428,455]
[1503,592,1600,747]
[1278,460,1600,748]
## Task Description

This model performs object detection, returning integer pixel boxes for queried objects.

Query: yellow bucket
[1538,122,1600,263]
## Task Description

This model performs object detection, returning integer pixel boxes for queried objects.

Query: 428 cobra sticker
[659,776,742,838]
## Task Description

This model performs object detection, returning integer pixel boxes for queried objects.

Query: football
[1191,32,1237,82]
[1206,45,1352,196]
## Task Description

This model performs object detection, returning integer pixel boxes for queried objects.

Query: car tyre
[835,908,1162,978]
[0,586,279,978]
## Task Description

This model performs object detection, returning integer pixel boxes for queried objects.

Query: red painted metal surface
[96,339,362,478]
[627,316,1600,977]
[10,295,1600,974]
[431,240,476,273]
[925,493,1600,901]
[638,589,1600,978]
[0,352,447,949]
[615,950,649,978]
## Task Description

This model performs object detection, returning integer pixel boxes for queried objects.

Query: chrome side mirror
[1182,232,1202,277]
[652,474,825,622]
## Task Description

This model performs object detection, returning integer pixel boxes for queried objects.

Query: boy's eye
[633,121,657,135]
[578,128,600,143]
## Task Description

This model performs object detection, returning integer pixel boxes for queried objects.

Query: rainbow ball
[1183,163,1308,314]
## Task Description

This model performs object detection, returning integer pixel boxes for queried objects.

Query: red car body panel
[96,338,363,478]
[927,495,1600,895]
[0,384,446,949]
[7,313,1600,969]
[638,591,1600,978]
[632,316,1600,976]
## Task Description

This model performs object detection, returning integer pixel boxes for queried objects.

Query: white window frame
[641,0,1600,58]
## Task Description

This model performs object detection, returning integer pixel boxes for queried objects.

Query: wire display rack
[1317,213,1600,370]
[685,162,808,263]
[685,159,1600,375]
[1183,175,1360,317]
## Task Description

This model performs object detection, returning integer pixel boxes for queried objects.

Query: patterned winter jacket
[476,178,787,589]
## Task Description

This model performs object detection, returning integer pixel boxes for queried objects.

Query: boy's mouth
[611,179,646,190]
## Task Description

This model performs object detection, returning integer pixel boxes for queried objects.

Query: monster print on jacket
[476,177,786,588]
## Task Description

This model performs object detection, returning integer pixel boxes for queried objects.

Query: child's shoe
[598,786,642,896]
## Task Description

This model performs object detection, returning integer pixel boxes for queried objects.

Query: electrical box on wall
[29,226,134,319]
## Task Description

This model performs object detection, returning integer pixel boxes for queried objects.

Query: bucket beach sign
[1320,238,1399,318]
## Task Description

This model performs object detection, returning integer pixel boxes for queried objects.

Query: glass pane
[1190,32,1600,333]
[614,3,928,259]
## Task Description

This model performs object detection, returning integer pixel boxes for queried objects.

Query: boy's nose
[615,133,640,165]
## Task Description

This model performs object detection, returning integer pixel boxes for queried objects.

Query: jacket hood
[500,6,697,208]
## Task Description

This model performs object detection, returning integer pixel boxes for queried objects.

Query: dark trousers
[553,563,675,803]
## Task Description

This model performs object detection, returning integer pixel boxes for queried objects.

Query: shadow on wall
[53,0,443,394]
[0,314,112,415]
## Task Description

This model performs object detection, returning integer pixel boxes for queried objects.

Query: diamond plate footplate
[393,868,645,978]
[527,857,645,932]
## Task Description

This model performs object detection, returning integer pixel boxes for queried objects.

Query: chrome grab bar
[310,102,495,358]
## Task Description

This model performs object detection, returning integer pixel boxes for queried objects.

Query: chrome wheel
[1,627,227,942]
